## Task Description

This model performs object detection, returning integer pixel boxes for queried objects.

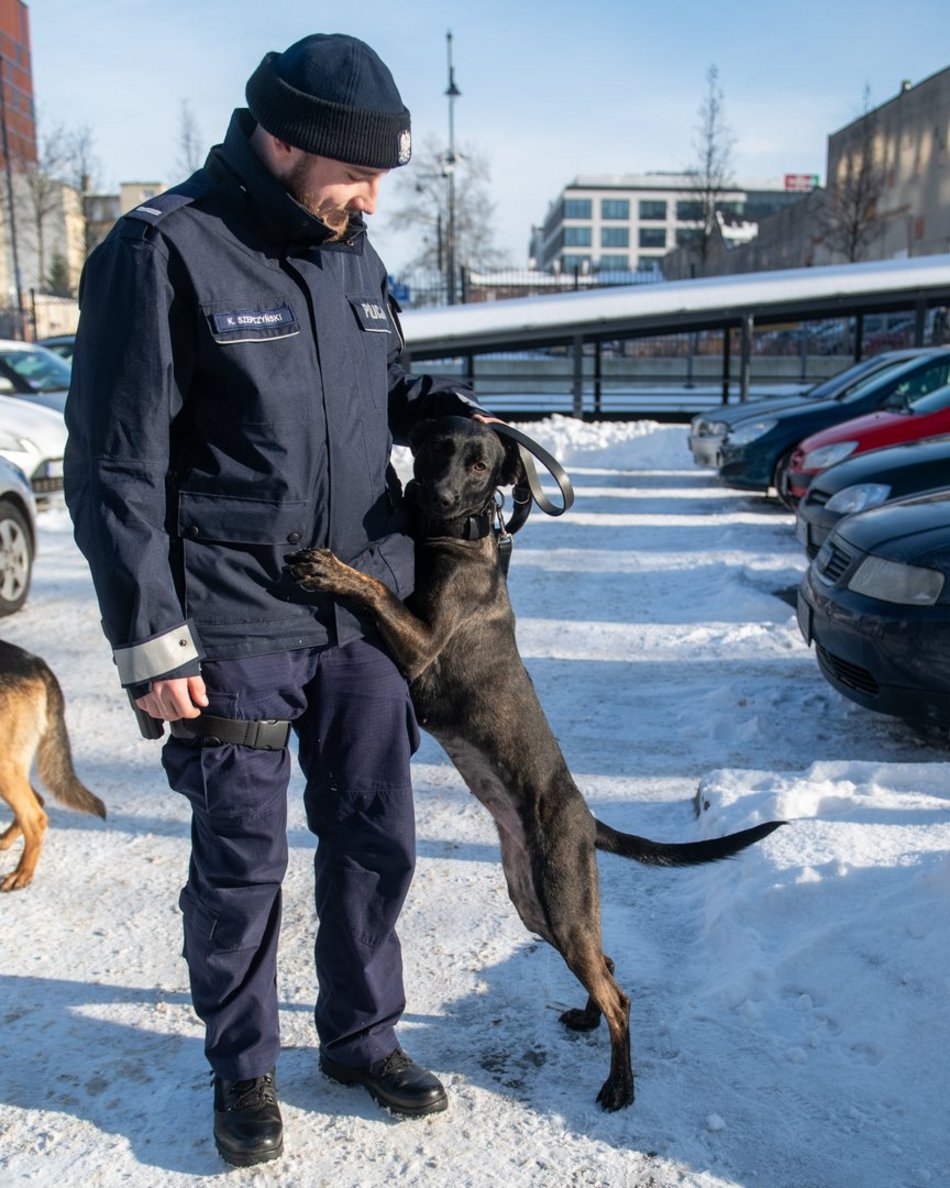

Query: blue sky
[29,0,949,271]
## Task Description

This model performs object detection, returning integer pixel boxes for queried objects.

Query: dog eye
[471,461,488,472]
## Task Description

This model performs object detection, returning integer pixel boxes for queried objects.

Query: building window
[676,199,705,222]
[598,255,629,271]
[561,254,591,272]
[676,228,703,248]
[638,227,666,249]
[601,198,630,220]
[639,200,667,221]
[601,226,629,248]
[637,257,662,274]
[564,225,592,247]
[563,198,592,219]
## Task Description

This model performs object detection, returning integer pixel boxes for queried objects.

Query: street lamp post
[444,30,461,305]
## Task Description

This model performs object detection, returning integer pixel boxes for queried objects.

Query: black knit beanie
[246,33,411,169]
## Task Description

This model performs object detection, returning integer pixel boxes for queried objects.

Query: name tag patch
[348,296,391,333]
[208,305,299,343]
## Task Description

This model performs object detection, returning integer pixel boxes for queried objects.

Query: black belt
[169,714,291,751]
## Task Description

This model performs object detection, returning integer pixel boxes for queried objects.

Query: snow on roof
[401,253,950,353]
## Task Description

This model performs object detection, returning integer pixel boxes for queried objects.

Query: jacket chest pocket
[347,296,391,405]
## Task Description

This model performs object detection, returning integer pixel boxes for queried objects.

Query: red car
[781,380,950,505]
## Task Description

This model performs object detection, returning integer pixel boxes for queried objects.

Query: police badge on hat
[397,129,412,166]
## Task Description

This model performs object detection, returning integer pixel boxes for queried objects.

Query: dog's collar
[413,507,495,542]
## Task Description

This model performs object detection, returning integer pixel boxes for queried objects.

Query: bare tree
[386,136,509,291]
[683,64,735,275]
[14,120,75,292]
[66,123,100,258]
[176,100,205,176]
[822,86,885,262]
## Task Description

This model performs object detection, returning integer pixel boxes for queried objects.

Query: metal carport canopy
[399,253,950,357]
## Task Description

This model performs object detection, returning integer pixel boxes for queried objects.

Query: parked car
[38,333,76,361]
[0,454,37,615]
[0,340,71,412]
[687,350,933,468]
[0,395,67,498]
[716,348,950,497]
[798,488,950,726]
[796,435,950,559]
[781,380,950,505]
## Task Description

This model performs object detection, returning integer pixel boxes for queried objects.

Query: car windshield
[840,356,950,405]
[808,356,898,400]
[906,383,950,415]
[0,347,71,391]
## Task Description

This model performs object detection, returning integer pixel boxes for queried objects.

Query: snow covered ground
[1,418,948,1187]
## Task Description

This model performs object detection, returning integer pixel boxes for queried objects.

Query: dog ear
[498,440,525,488]
[408,420,436,453]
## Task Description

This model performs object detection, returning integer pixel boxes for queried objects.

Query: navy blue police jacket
[64,110,483,691]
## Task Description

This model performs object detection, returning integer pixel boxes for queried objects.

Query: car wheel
[0,498,33,615]
[772,448,797,510]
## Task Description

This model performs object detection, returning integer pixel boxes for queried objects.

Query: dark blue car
[798,487,950,726]
[687,349,926,468]
[717,348,950,496]
[796,434,950,559]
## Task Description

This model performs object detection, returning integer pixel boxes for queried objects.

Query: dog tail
[37,664,106,819]
[594,819,782,866]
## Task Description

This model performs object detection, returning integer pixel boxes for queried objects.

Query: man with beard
[65,33,488,1168]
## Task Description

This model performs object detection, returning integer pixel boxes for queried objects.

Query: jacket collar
[210,109,367,250]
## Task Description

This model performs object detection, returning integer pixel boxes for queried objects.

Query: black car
[687,349,933,469]
[716,348,950,495]
[796,435,950,559]
[798,488,950,726]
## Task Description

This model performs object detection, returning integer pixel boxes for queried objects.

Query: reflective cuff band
[113,624,200,686]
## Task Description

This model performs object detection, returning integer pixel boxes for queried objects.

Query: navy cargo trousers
[161,638,420,1082]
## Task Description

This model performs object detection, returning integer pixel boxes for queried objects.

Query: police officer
[65,33,488,1168]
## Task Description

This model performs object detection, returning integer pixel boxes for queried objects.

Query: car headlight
[726,418,778,446]
[847,555,945,604]
[802,441,859,470]
[824,483,891,515]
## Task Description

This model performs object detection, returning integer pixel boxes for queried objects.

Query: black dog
[287,416,781,1110]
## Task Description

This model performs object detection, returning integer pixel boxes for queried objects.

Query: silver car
[0,454,37,615]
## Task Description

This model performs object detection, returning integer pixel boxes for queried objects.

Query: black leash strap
[490,423,575,535]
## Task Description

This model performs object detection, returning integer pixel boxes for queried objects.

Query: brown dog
[0,639,105,890]
[287,417,781,1109]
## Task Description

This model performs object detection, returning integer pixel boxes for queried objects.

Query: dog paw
[560,1006,602,1032]
[596,1077,634,1111]
[284,548,349,593]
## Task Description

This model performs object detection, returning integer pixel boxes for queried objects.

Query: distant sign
[784,173,820,192]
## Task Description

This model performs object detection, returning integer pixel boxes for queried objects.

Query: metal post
[799,322,809,382]
[444,32,461,306]
[721,326,731,403]
[739,314,753,403]
[594,339,602,416]
[572,335,584,418]
[853,313,864,362]
[686,331,696,389]
[0,57,25,340]
[914,299,926,347]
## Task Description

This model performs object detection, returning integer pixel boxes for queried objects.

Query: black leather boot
[213,1069,284,1166]
[320,1047,448,1117]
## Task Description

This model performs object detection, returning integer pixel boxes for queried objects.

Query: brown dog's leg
[0,682,49,891]
[560,941,633,1110]
[0,780,48,891]
[286,548,459,678]
[560,953,616,1031]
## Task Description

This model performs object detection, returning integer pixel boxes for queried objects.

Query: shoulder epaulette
[124,177,211,227]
